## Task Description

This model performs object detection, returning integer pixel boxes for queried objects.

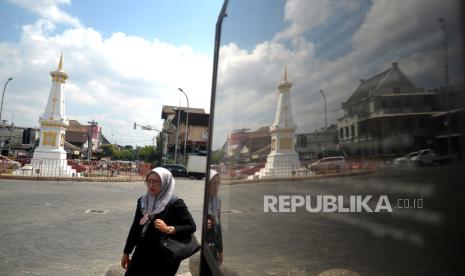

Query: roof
[245,136,271,153]
[64,141,81,151]
[345,62,416,104]
[161,105,205,120]
[172,111,209,127]
[68,120,88,132]
[65,131,87,143]
[100,134,112,145]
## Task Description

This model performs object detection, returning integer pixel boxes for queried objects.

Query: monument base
[255,152,301,179]
[25,158,78,177]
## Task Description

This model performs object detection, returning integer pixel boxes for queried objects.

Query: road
[1,164,464,276]
[217,163,465,275]
[0,177,205,276]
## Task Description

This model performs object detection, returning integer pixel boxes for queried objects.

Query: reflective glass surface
[205,1,464,275]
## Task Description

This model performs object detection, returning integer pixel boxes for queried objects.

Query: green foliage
[115,149,134,161]
[101,144,138,161]
[139,145,158,163]
[211,149,224,164]
[101,144,116,157]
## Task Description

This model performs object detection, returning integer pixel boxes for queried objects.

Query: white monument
[31,54,77,177]
[255,67,300,179]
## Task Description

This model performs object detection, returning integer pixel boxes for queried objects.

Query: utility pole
[87,120,98,160]
[8,115,14,155]
[178,88,190,164]
[0,77,13,154]
[319,90,328,157]
[438,18,452,154]
[174,107,181,164]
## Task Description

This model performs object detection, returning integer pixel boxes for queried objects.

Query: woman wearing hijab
[121,167,196,276]
[206,169,223,265]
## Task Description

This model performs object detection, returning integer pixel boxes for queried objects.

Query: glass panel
[206,0,464,275]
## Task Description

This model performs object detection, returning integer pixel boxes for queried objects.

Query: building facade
[337,62,441,157]
[161,105,209,162]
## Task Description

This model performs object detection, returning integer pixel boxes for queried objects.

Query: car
[0,155,21,170]
[160,164,188,177]
[308,156,347,173]
[393,151,419,166]
[410,149,455,166]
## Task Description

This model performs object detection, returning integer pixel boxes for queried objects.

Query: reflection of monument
[31,54,77,176]
[255,67,300,179]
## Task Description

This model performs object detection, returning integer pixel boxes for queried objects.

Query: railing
[0,159,152,180]
[221,160,379,181]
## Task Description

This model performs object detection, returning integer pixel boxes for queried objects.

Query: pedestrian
[121,167,196,276]
[206,169,223,265]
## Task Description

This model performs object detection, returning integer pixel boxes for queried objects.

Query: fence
[1,159,153,181]
[222,160,380,181]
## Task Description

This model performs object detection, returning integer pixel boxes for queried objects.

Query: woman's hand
[120,253,130,270]
[154,219,170,233]
[218,252,224,266]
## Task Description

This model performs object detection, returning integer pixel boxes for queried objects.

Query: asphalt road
[1,164,464,276]
[216,163,465,275]
[0,177,205,276]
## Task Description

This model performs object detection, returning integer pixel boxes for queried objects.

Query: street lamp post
[438,18,452,154]
[174,107,181,163]
[319,89,327,157]
[133,122,173,164]
[0,77,13,154]
[178,88,189,164]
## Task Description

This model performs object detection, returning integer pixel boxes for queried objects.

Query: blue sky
[0,0,223,146]
[0,0,463,149]
[211,0,464,149]
[0,0,222,54]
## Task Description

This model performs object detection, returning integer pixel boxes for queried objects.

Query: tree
[139,145,157,163]
[211,149,224,164]
[102,144,116,158]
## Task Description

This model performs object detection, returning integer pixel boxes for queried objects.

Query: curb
[222,170,376,185]
[0,175,143,182]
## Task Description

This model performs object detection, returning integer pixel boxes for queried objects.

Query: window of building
[351,125,355,137]
[392,99,402,108]
[406,98,412,107]
[345,126,349,138]
[296,135,307,148]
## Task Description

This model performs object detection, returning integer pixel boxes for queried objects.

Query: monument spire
[31,54,76,177]
[58,52,63,71]
[283,65,287,82]
[255,65,300,179]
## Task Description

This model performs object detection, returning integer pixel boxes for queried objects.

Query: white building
[337,62,440,157]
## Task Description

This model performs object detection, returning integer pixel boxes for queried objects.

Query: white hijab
[141,167,175,216]
[208,169,221,223]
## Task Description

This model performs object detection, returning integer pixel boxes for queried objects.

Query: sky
[211,0,464,149]
[0,0,223,146]
[0,0,464,151]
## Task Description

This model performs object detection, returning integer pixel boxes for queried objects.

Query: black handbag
[159,196,201,264]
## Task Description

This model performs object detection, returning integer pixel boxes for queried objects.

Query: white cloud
[0,18,212,147]
[275,0,359,41]
[7,0,81,27]
[210,0,463,149]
